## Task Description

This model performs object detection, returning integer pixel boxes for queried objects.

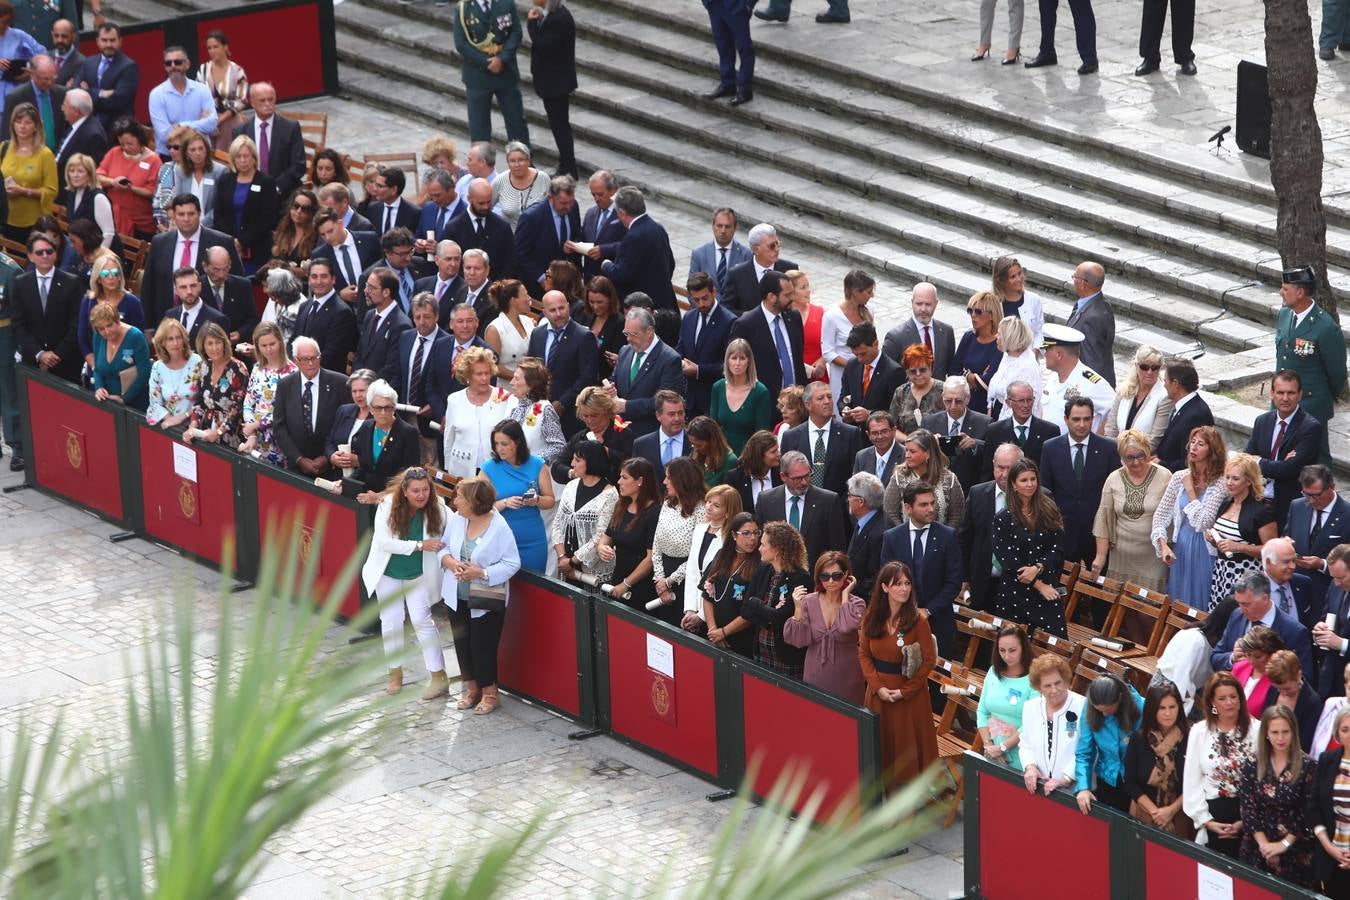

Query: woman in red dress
[786,270,826,381]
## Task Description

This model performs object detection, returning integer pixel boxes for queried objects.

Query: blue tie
[662,435,675,465]
[772,315,794,387]
[97,56,109,87]
[399,269,413,311]
[546,327,562,364]
[912,528,926,587]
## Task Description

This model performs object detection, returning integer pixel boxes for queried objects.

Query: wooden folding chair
[0,237,26,266]
[1060,560,1082,594]
[1063,572,1123,650]
[1119,599,1208,692]
[288,111,329,159]
[928,663,983,828]
[1106,582,1170,655]
[1031,629,1080,670]
[1071,646,1131,693]
[364,152,418,197]
[119,234,148,282]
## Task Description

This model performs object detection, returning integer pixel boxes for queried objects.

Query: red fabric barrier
[498,578,582,716]
[138,428,235,568]
[254,473,361,617]
[979,772,1111,900]
[194,7,327,99]
[741,673,863,821]
[26,378,123,520]
[605,614,718,778]
[1145,841,1283,900]
[77,31,164,125]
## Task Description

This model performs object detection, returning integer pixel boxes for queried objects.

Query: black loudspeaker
[1237,60,1271,159]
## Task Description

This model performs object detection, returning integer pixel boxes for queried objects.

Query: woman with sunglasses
[784,551,866,703]
[77,252,143,372]
[1105,345,1173,446]
[699,511,762,658]
[269,188,319,280]
[951,290,1004,418]
[152,125,195,232]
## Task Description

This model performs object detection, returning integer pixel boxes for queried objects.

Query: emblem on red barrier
[649,670,676,726]
[64,428,85,474]
[177,478,199,524]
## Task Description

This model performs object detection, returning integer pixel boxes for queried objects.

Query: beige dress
[1093,463,1170,592]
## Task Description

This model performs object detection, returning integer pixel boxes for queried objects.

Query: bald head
[911,282,938,324]
[30,54,55,90]
[1074,262,1105,299]
[467,178,493,216]
[51,19,75,52]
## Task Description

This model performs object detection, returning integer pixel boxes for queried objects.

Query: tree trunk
[1264,0,1336,318]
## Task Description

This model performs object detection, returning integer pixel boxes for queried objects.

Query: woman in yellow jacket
[0,103,57,242]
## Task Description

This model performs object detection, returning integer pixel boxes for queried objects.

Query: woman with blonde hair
[146,318,203,429]
[681,483,741,629]
[952,290,1003,416]
[214,134,280,273]
[1091,429,1170,592]
[239,321,297,466]
[1,102,57,241]
[552,384,632,485]
[89,300,150,412]
[1152,425,1228,609]
[442,345,518,478]
[991,255,1043,348]
[709,337,772,454]
[985,314,1041,419]
[882,428,966,528]
[77,252,143,369]
[62,152,116,249]
[1208,452,1278,610]
[773,384,807,443]
[1105,345,1173,445]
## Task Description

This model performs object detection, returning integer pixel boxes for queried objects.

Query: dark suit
[853,441,900,486]
[346,210,375,234]
[415,199,465,247]
[1038,432,1120,565]
[352,305,413,386]
[141,227,243,326]
[11,268,82,382]
[601,214,677,309]
[1268,572,1322,631]
[325,402,364,457]
[213,171,280,266]
[922,409,992,493]
[201,274,259,341]
[727,305,805,400]
[444,208,515,281]
[393,327,454,426]
[273,369,351,472]
[358,259,418,316]
[1154,393,1213,473]
[1245,407,1324,528]
[293,292,358,374]
[415,274,469,329]
[881,317,956,380]
[369,198,421,236]
[848,509,887,599]
[957,481,1004,611]
[1286,496,1349,602]
[839,352,904,416]
[4,83,68,145]
[780,419,862,498]
[755,484,848,566]
[880,520,964,655]
[344,417,421,497]
[1065,294,1116,386]
[633,429,691,483]
[231,114,307,197]
[79,51,138,130]
[579,203,624,281]
[55,115,108,196]
[164,302,229,348]
[1315,585,1350,698]
[512,198,582,296]
[720,258,795,314]
[676,301,737,416]
[311,232,381,294]
[1212,606,1312,676]
[525,317,597,434]
[980,415,1059,481]
[54,49,84,88]
[527,2,578,175]
[613,338,686,437]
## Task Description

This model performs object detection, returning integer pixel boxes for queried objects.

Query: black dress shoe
[9,456,22,472]
[1135,60,1160,76]
[1321,47,1336,60]
[1077,61,1098,74]
[1001,51,1021,65]
[703,84,736,100]
[730,91,754,106]
[1179,60,1197,75]
[1024,55,1057,68]
[815,12,849,22]
[753,9,788,21]
[1340,42,1350,50]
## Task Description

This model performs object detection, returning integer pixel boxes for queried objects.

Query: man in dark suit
[54,88,107,197]
[460,248,497,337]
[979,379,1058,480]
[719,222,796,313]
[1287,464,1348,603]
[513,174,582,297]
[632,390,691,482]
[853,411,901,486]
[1154,358,1213,473]
[1246,370,1324,528]
[412,172,464,274]
[393,294,454,465]
[1064,261,1116,386]
[50,19,83,87]
[781,381,862,498]
[688,207,752,295]
[600,186,676,310]
[78,24,138,131]
[443,301,493,394]
[352,268,413,385]
[958,442,1023,611]
[846,471,887,599]
[444,178,515,283]
[880,480,964,656]
[1212,571,1313,676]
[880,282,956,379]
[922,377,991,494]
[140,194,242,327]
[755,450,848,564]
[527,289,598,435]
[676,271,736,417]
[1038,397,1120,566]
[570,169,625,282]
[230,82,306,197]
[727,270,805,401]
[313,211,381,305]
[611,306,686,438]
[414,240,468,328]
[11,231,81,383]
[1312,545,1350,697]
[358,229,418,315]
[1262,535,1322,629]
[273,336,352,478]
[318,183,374,234]
[292,258,358,374]
[6,55,67,147]
[163,267,229,348]
[367,165,421,236]
[201,246,258,344]
[839,321,904,427]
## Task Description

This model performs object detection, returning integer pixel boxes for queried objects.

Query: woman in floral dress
[184,322,249,449]
[145,318,202,429]
[1238,705,1317,886]
[239,322,297,466]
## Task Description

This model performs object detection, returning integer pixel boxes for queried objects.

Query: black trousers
[1036,0,1096,63]
[1139,0,1195,64]
[541,95,577,178]
[446,603,504,687]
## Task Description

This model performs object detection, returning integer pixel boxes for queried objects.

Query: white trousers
[376,575,446,673]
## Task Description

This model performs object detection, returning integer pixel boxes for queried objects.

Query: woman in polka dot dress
[993,458,1067,636]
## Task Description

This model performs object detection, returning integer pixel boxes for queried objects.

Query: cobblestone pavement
[0,461,965,899]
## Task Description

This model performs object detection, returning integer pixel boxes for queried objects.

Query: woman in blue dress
[89,301,151,412]
[481,418,554,572]
[952,290,1003,416]
[1150,424,1227,610]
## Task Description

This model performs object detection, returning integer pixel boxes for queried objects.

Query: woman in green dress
[688,416,738,487]
[708,338,772,455]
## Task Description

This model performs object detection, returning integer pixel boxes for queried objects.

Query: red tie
[179,238,193,269]
[1271,418,1287,459]
[923,325,933,353]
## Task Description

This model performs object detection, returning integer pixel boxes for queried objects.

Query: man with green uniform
[1275,266,1347,465]
[0,249,25,470]
[453,0,529,145]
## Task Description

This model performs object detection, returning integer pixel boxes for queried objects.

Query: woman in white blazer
[1020,655,1087,796]
[359,466,451,699]
[985,316,1042,419]
[438,476,522,715]
[1104,345,1174,447]
[681,484,739,625]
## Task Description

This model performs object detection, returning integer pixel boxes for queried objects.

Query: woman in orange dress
[860,560,938,791]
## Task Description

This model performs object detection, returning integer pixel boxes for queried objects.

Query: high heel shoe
[1001,50,1021,65]
[971,47,990,61]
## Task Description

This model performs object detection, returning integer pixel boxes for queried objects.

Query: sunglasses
[403,467,428,481]
[167,144,181,151]
[967,308,985,316]
[292,202,315,212]
[1138,364,1160,372]
[98,268,119,277]
[163,59,188,68]
[819,571,846,582]
[30,247,54,256]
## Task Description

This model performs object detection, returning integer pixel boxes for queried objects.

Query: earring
[1211,705,1218,716]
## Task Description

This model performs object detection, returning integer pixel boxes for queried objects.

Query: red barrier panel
[137,428,236,568]
[741,673,865,820]
[1146,841,1283,900]
[978,772,1111,900]
[194,7,327,99]
[498,578,584,717]
[605,613,718,778]
[254,471,362,617]
[25,378,124,520]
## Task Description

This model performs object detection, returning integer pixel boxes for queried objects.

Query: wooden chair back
[288,111,329,159]
[1108,582,1171,654]
[1071,646,1130,693]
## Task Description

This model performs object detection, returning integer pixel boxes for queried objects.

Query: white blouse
[651,502,707,585]
[1019,691,1086,784]
[818,305,859,413]
[487,313,535,374]
[436,511,522,618]
[986,349,1043,419]
[1182,721,1257,845]
[442,387,519,478]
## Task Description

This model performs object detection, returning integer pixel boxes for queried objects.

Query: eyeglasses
[1302,485,1330,499]
[736,529,761,537]
[294,354,319,363]
[370,403,395,412]
[906,367,929,376]
[98,268,119,277]
[167,144,181,151]
[1122,453,1147,462]
[1137,364,1160,372]
[30,248,54,256]
[163,59,188,68]
[292,202,315,212]
[819,571,846,582]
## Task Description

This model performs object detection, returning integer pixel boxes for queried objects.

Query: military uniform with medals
[1275,267,1346,464]
[0,251,25,466]
[453,0,530,144]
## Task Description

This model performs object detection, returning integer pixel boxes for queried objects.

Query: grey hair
[941,375,970,398]
[614,186,646,216]
[291,335,320,358]
[625,306,655,331]
[348,367,378,387]
[1261,536,1295,566]
[450,301,479,319]
[265,267,302,301]
[589,169,617,191]
[424,168,455,190]
[992,442,1024,465]
[469,141,496,167]
[435,239,461,256]
[462,247,489,268]
[366,379,399,406]
[847,472,884,511]
[779,450,809,475]
[1234,571,1271,599]
[549,174,577,196]
[503,140,531,161]
[1006,380,1035,399]
[747,223,777,249]
[804,381,830,402]
[66,88,93,115]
